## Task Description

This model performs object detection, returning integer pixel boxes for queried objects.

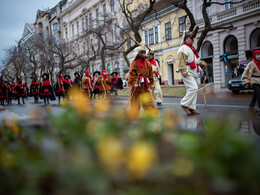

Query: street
[1,95,259,137]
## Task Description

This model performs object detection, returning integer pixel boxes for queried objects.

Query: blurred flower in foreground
[164,110,179,130]
[172,157,194,178]
[94,100,110,114]
[69,88,91,116]
[127,141,157,179]
[96,136,125,173]
[3,117,20,135]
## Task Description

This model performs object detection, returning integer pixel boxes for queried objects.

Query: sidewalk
[203,88,253,99]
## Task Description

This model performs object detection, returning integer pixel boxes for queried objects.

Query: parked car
[227,75,253,94]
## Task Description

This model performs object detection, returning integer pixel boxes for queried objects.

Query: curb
[0,105,4,111]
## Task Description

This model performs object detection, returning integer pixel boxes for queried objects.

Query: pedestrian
[147,49,164,108]
[30,75,40,103]
[82,70,93,101]
[110,71,123,99]
[23,82,29,98]
[177,26,207,115]
[97,69,112,101]
[242,49,260,113]
[63,74,73,99]
[15,77,26,104]
[55,70,66,105]
[40,73,53,105]
[128,44,159,116]
[92,71,101,100]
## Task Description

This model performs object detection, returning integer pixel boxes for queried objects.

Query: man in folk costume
[15,77,26,104]
[92,71,101,99]
[110,71,123,99]
[128,44,159,116]
[40,73,53,105]
[97,69,112,100]
[242,49,260,113]
[147,49,163,108]
[82,70,93,100]
[177,26,207,115]
[0,76,7,106]
[30,75,40,103]
[55,70,66,105]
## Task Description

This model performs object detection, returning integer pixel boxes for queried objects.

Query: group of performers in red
[0,70,123,106]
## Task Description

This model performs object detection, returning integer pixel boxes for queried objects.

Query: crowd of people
[0,69,124,106]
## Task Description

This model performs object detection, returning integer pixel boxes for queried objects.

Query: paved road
[0,96,259,137]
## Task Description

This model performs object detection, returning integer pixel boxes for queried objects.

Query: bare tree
[118,0,156,66]
[171,0,245,51]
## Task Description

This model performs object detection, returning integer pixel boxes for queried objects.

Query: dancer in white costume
[147,49,163,108]
[177,26,207,115]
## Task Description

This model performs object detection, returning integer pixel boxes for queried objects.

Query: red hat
[85,70,90,77]
[251,49,260,61]
[102,69,107,74]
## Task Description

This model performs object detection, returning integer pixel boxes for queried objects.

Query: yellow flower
[85,120,98,135]
[172,157,194,177]
[96,136,125,172]
[3,117,11,128]
[61,98,67,107]
[127,141,157,179]
[69,88,91,116]
[94,101,110,114]
[11,118,19,135]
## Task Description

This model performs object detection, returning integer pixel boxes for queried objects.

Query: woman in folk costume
[128,44,159,116]
[63,74,73,97]
[55,70,66,105]
[0,76,7,106]
[15,77,26,104]
[73,71,81,89]
[147,49,163,108]
[92,71,101,99]
[97,69,112,100]
[242,49,260,113]
[111,71,123,99]
[177,26,207,115]
[82,70,93,100]
[30,75,39,103]
[40,73,54,105]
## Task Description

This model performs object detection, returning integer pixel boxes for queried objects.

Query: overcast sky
[0,0,61,69]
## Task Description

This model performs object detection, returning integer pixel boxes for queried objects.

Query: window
[89,13,92,28]
[224,0,233,10]
[179,16,186,36]
[103,4,106,16]
[127,38,131,50]
[83,42,86,54]
[200,0,210,17]
[65,27,68,39]
[77,21,79,34]
[85,16,88,31]
[155,26,158,44]
[165,22,171,41]
[145,30,148,44]
[72,24,75,37]
[96,9,99,25]
[111,0,115,12]
[82,18,85,32]
[149,28,154,45]
[52,23,58,31]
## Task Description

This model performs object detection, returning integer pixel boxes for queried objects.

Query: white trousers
[181,74,198,110]
[152,79,163,103]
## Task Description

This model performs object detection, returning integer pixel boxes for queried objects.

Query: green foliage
[0,106,260,195]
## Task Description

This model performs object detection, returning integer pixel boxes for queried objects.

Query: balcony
[215,0,260,22]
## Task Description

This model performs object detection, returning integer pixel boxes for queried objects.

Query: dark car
[227,75,253,94]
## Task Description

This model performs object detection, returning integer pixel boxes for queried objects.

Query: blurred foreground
[0,90,260,195]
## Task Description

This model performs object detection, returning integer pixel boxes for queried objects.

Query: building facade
[60,0,125,76]
[191,0,260,89]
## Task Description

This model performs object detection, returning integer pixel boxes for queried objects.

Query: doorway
[167,63,174,85]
